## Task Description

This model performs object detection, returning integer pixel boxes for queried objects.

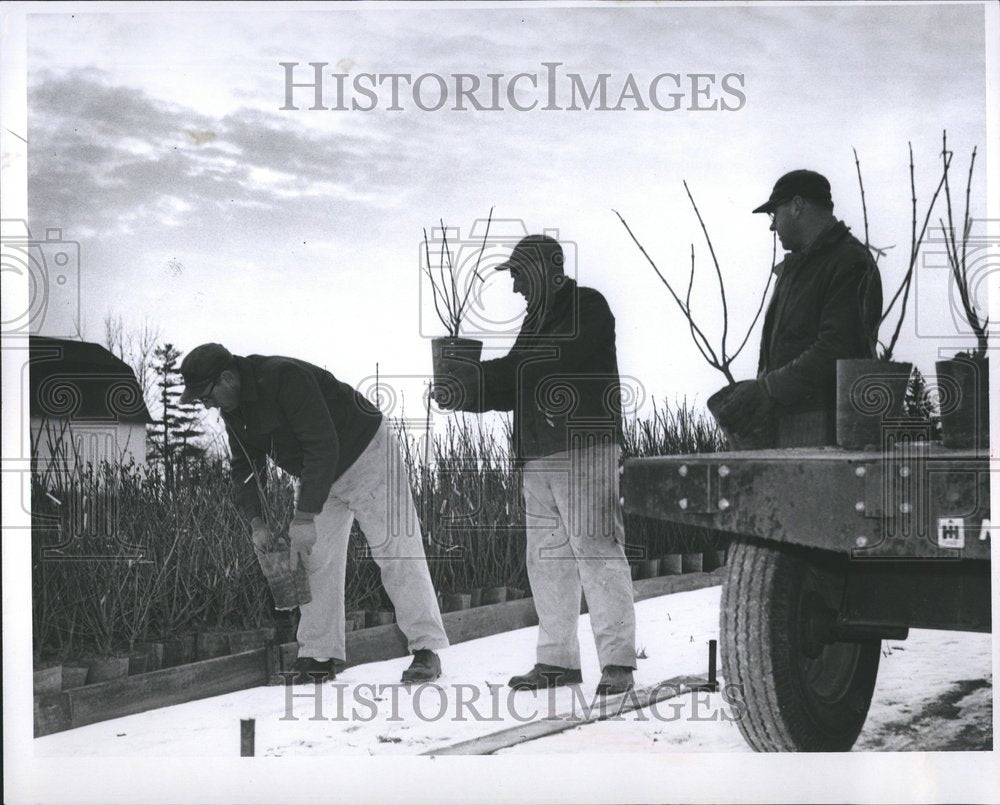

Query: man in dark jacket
[443,234,637,696]
[718,169,883,445]
[179,344,448,684]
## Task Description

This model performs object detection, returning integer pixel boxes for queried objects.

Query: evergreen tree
[148,343,206,479]
[903,366,941,440]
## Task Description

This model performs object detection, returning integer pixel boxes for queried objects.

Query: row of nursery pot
[630,549,727,580]
[429,548,729,614]
[35,544,731,694]
[34,587,528,695]
[32,624,290,694]
[437,585,529,613]
[710,356,989,451]
[31,605,413,694]
[836,355,989,450]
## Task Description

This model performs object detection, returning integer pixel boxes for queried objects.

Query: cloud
[27,72,419,238]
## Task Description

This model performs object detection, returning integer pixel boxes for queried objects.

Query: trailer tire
[720,536,880,752]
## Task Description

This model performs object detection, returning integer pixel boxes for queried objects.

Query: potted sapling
[237,448,311,611]
[423,209,493,409]
[836,138,952,449]
[616,181,777,449]
[933,133,988,450]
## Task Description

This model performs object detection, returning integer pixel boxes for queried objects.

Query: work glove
[719,379,775,434]
[250,517,271,553]
[432,381,460,410]
[433,361,478,411]
[288,511,318,571]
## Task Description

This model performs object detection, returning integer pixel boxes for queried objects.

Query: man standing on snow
[717,169,883,445]
[441,234,637,696]
[179,343,449,684]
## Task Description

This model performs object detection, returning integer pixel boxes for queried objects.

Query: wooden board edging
[34,649,269,738]
[34,570,724,738]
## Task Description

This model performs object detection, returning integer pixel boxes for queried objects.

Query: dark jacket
[759,221,882,413]
[224,355,382,518]
[460,278,624,462]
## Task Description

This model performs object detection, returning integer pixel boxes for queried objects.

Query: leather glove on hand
[288,511,318,570]
[250,517,271,553]
[723,379,774,434]
[433,361,478,411]
[431,381,460,411]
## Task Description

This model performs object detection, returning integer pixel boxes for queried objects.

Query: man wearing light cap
[716,169,883,445]
[441,234,638,696]
[179,344,449,684]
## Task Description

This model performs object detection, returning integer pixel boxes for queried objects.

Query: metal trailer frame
[622,441,992,751]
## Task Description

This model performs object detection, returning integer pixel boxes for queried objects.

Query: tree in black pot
[933,132,988,449]
[835,138,954,449]
[615,182,776,450]
[423,209,494,410]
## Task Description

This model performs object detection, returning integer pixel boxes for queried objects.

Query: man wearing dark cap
[441,234,638,696]
[179,343,449,684]
[717,169,883,445]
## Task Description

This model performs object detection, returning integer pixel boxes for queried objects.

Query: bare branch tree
[614,184,775,386]
[422,208,494,338]
[939,131,986,356]
[102,312,161,410]
[854,139,952,360]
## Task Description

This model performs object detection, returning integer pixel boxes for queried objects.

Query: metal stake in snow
[707,638,718,691]
[240,718,255,757]
[691,639,719,693]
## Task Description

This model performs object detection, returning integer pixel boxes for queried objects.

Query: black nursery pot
[835,359,912,450]
[707,385,777,451]
[431,337,483,408]
[936,356,989,450]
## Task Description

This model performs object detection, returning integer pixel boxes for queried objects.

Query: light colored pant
[522,442,637,670]
[297,420,449,660]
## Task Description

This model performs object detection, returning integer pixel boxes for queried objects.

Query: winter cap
[752,169,833,214]
[495,234,565,273]
[179,343,233,404]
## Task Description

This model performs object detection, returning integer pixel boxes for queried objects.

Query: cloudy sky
[20,2,992,429]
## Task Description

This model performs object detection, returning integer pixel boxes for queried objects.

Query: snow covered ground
[34,584,992,757]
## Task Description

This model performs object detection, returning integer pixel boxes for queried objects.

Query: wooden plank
[633,567,725,603]
[65,649,269,730]
[442,596,540,645]
[34,692,72,738]
[343,622,410,666]
[423,674,710,756]
[337,596,540,668]
[33,666,63,695]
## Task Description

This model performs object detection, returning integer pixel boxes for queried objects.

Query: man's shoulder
[245,355,326,386]
[824,223,874,263]
[806,224,877,279]
[574,283,613,313]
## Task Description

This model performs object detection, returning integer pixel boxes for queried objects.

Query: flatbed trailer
[622,443,992,751]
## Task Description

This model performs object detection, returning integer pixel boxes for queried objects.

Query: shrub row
[32,400,725,660]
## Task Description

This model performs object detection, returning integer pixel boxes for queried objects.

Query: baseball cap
[752,169,833,214]
[179,343,233,404]
[495,234,565,272]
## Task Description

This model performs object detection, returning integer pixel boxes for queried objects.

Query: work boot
[595,665,634,696]
[508,663,583,691]
[287,657,339,685]
[401,649,441,683]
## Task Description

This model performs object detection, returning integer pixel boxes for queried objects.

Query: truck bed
[623,444,991,560]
